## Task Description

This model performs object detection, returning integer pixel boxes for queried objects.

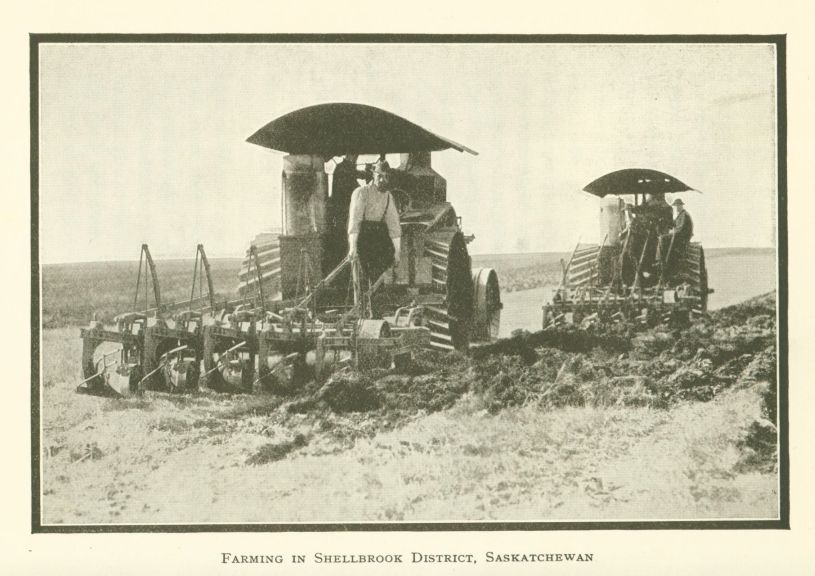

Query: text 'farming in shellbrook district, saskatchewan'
[219,552,595,564]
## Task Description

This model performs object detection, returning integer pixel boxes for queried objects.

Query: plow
[78,245,437,398]
[79,103,503,398]
[79,244,219,397]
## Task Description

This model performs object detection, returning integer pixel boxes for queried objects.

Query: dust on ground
[40,292,778,524]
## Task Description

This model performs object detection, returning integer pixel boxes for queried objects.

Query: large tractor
[542,168,712,328]
[79,103,502,397]
[236,103,501,349]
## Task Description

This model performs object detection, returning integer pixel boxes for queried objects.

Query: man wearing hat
[657,198,694,281]
[347,159,402,293]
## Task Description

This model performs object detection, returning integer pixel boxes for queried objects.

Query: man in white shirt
[347,160,402,288]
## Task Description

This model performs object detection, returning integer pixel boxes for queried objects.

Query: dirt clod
[319,372,382,413]
[245,434,309,465]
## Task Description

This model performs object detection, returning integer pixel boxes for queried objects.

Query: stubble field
[38,249,779,524]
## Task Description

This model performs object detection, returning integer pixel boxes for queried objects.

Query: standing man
[657,198,694,281]
[347,160,402,297]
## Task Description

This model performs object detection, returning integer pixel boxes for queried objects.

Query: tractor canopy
[583,168,698,198]
[247,103,478,157]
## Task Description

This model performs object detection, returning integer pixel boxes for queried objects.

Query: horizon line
[41,245,777,267]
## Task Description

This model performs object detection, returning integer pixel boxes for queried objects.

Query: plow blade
[76,378,125,399]
[76,361,141,398]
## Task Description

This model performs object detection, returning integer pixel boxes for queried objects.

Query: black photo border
[29,33,789,533]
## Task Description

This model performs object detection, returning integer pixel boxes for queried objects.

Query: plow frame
[78,241,453,399]
[78,319,143,397]
[78,244,222,397]
[542,282,704,329]
[200,311,259,392]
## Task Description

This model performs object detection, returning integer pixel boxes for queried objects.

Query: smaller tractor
[542,168,712,329]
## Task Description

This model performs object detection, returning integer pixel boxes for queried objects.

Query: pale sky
[38,42,778,263]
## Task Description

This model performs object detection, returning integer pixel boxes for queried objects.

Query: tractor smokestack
[599,196,625,247]
[281,154,328,236]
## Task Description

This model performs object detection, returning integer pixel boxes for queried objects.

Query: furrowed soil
[39,291,778,524]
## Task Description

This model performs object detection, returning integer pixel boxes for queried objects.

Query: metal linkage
[136,344,188,390]
[79,243,225,398]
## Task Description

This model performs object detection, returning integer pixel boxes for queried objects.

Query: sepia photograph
[32,36,785,529]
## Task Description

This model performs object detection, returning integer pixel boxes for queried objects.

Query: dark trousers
[357,221,394,283]
[657,234,689,282]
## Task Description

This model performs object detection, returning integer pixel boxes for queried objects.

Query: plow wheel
[677,243,709,316]
[258,352,308,395]
[471,268,501,341]
[424,231,474,351]
[566,244,601,288]
[202,329,255,392]
[166,357,200,392]
[204,352,255,392]
[356,319,393,370]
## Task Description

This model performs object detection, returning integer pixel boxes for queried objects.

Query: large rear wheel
[424,231,474,351]
[677,243,708,316]
[471,268,501,341]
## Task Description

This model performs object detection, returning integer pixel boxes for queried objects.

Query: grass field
[42,253,563,328]
[42,247,774,328]
[41,258,243,329]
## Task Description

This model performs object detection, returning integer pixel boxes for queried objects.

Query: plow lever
[201,340,247,378]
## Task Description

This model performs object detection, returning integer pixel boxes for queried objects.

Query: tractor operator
[629,192,672,234]
[657,198,694,280]
[630,192,674,280]
[347,159,402,289]
[643,192,673,234]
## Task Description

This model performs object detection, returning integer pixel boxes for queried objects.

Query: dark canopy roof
[583,169,697,198]
[247,103,477,157]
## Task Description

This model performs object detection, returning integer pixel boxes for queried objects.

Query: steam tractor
[78,103,501,397]
[541,168,712,328]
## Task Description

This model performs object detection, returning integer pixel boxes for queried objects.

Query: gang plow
[78,246,435,398]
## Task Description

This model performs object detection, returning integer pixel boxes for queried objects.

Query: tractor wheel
[471,268,501,341]
[566,244,601,288]
[678,243,708,316]
[424,231,474,351]
[698,248,709,313]
[239,232,281,299]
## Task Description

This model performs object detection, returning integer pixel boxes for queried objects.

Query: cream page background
[2,1,813,574]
